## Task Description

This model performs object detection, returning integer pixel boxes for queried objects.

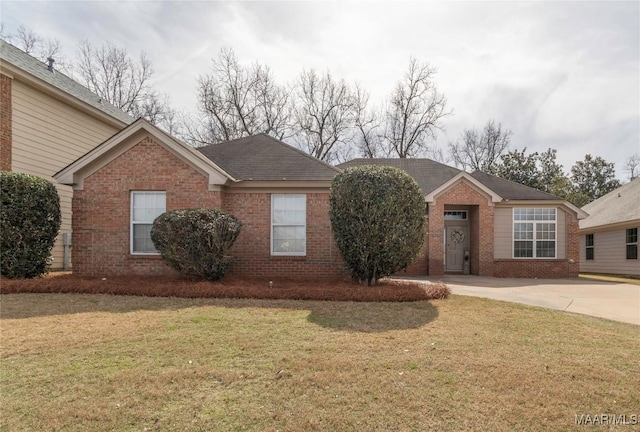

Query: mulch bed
[0,273,450,302]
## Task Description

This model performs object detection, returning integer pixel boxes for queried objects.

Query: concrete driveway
[406,275,640,325]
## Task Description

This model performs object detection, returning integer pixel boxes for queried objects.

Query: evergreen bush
[330,165,425,285]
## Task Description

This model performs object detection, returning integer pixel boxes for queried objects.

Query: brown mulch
[0,272,450,302]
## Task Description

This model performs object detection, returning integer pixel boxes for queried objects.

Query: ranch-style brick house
[55,118,587,279]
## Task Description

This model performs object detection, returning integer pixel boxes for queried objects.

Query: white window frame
[271,194,306,256]
[130,191,166,255]
[512,208,557,259]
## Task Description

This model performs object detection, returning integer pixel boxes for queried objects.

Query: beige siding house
[579,178,640,276]
[1,40,132,269]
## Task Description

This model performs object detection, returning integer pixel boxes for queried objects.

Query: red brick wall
[72,137,222,277]
[428,180,495,276]
[493,211,580,278]
[73,135,348,279]
[0,74,12,171]
[401,220,429,275]
[223,192,348,279]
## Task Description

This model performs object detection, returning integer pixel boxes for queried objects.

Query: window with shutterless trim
[512,208,556,258]
[585,234,594,260]
[626,228,638,260]
[271,194,306,256]
[130,191,166,254]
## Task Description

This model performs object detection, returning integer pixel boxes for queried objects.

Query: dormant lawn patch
[1,291,638,431]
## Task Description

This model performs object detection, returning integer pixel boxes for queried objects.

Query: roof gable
[425,172,503,203]
[54,119,232,189]
[197,134,340,181]
[580,178,640,230]
[0,39,132,126]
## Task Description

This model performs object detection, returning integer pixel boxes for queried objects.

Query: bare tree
[3,25,69,71]
[76,40,156,116]
[353,84,386,158]
[624,153,640,181]
[382,57,451,158]
[448,120,512,173]
[194,47,291,144]
[292,69,356,162]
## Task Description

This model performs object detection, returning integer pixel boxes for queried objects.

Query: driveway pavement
[404,275,640,325]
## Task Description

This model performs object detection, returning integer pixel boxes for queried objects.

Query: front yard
[1,292,638,431]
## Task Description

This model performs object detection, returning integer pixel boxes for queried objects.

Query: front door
[445,226,468,272]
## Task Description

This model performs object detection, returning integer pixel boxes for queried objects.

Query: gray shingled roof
[338,158,563,200]
[337,158,462,195]
[0,39,133,125]
[197,134,340,181]
[469,171,562,200]
[580,178,640,230]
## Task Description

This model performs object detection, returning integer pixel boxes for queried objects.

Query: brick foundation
[0,74,12,171]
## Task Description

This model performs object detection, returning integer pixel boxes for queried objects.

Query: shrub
[150,208,241,281]
[1,172,61,278]
[330,165,425,285]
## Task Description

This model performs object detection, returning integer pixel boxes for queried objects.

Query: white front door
[445,226,468,272]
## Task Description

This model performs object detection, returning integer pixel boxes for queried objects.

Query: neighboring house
[0,39,132,269]
[578,178,640,277]
[339,159,588,278]
[54,119,345,278]
[55,119,587,279]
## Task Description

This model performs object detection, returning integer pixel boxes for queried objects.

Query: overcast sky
[2,1,639,179]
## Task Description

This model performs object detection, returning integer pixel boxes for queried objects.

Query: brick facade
[70,134,581,280]
[224,192,347,279]
[72,136,348,279]
[0,74,11,171]
[427,180,495,276]
[73,137,222,277]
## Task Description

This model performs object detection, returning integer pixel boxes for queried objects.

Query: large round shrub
[1,172,61,278]
[330,165,425,285]
[150,208,241,281]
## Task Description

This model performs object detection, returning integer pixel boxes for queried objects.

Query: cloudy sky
[2,1,639,179]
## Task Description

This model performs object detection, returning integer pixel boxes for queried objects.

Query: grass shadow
[305,300,439,332]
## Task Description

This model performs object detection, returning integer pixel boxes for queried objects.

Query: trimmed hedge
[150,208,241,281]
[330,165,425,285]
[1,171,61,278]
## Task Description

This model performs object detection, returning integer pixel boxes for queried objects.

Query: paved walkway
[403,275,640,325]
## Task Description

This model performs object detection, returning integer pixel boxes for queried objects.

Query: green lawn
[1,293,638,431]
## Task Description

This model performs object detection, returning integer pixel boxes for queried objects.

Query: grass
[580,273,640,286]
[1,291,638,431]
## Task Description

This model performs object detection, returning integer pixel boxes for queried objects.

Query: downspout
[63,232,72,270]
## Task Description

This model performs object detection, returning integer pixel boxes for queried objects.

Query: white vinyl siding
[580,228,640,276]
[130,192,166,254]
[271,194,306,255]
[11,79,122,268]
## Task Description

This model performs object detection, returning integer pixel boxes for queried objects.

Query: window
[626,228,638,260]
[271,194,306,255]
[131,191,166,254]
[444,211,468,220]
[513,208,556,258]
[585,234,594,260]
